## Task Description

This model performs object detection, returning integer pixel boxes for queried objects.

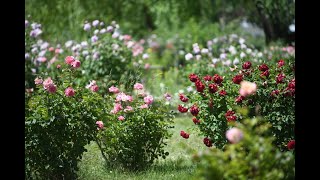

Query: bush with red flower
[178,57,295,150]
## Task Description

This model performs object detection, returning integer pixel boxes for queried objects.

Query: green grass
[77,116,206,180]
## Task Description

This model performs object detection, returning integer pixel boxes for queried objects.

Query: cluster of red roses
[225,110,237,122]
[178,59,295,150]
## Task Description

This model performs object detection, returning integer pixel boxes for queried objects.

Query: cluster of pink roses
[108,82,154,121]
[34,56,101,96]
[65,56,81,68]
[35,77,57,93]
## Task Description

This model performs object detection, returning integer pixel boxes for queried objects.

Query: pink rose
[116,92,132,102]
[164,93,172,101]
[65,87,75,97]
[226,127,243,144]
[34,77,43,85]
[134,83,144,90]
[43,77,54,89]
[144,63,150,70]
[96,121,104,130]
[144,95,154,105]
[90,84,99,92]
[140,104,149,109]
[109,86,120,93]
[126,95,133,102]
[48,47,54,52]
[239,81,257,97]
[118,116,125,121]
[111,103,123,114]
[47,84,57,93]
[71,60,81,68]
[124,106,134,112]
[65,56,75,65]
[55,48,61,54]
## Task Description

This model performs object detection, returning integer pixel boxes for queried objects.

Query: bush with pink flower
[62,20,147,93]
[25,19,64,90]
[95,82,174,171]
[25,56,104,179]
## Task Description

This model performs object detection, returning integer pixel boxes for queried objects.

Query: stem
[69,69,72,85]
[94,136,108,162]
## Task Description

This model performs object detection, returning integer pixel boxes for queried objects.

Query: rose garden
[25,1,295,179]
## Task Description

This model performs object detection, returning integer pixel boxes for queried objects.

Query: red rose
[276,73,286,84]
[190,104,199,116]
[277,59,285,68]
[213,74,223,84]
[270,90,280,98]
[178,105,188,113]
[180,130,186,136]
[287,140,295,150]
[260,70,270,78]
[225,110,235,117]
[232,74,243,84]
[180,131,190,139]
[208,84,218,93]
[242,61,252,69]
[225,110,237,122]
[227,116,237,122]
[192,117,200,124]
[203,75,212,81]
[203,137,213,147]
[179,93,189,102]
[195,80,205,92]
[184,133,189,139]
[259,64,269,72]
[284,87,295,97]
[235,95,245,103]
[219,90,227,96]
[288,79,295,89]
[189,73,199,82]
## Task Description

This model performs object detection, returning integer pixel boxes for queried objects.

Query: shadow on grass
[99,157,197,176]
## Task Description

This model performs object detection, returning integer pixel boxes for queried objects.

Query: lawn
[77,116,206,180]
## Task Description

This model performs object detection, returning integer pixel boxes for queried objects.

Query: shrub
[178,57,295,150]
[25,56,103,179]
[25,19,64,89]
[192,112,295,179]
[95,83,174,171]
[64,20,146,93]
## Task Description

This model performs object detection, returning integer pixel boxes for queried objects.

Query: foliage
[25,57,104,179]
[192,113,295,179]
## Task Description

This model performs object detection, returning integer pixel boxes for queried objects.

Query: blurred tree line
[26,0,294,45]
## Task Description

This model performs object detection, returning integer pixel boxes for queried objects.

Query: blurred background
[25,0,295,47]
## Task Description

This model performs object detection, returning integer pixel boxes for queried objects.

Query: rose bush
[95,83,174,171]
[178,57,295,150]
[64,20,146,93]
[25,56,104,179]
[25,19,64,89]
